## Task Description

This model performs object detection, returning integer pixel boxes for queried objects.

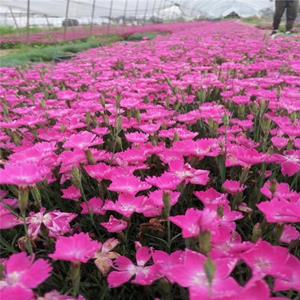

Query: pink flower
[115,149,148,166]
[125,132,149,143]
[101,215,128,233]
[0,162,50,187]
[39,290,86,300]
[108,247,159,288]
[169,159,210,186]
[240,241,290,280]
[279,151,300,177]
[108,176,151,195]
[146,172,181,191]
[49,233,101,263]
[0,203,21,230]
[211,231,252,259]
[260,181,298,201]
[152,250,184,281]
[280,225,300,243]
[103,194,146,218]
[257,198,300,223]
[224,280,270,300]
[271,136,288,150]
[150,190,180,207]
[274,255,300,292]
[27,208,77,239]
[169,208,202,238]
[195,188,228,208]
[0,286,33,300]
[222,180,245,195]
[167,250,239,299]
[173,139,221,158]
[80,197,105,215]
[226,145,267,168]
[0,252,52,299]
[64,131,103,150]
[62,185,81,201]
[85,163,112,181]
[57,90,77,101]
[94,238,120,276]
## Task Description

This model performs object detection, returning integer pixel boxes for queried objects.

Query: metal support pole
[107,0,114,34]
[64,0,71,40]
[45,14,51,30]
[26,0,30,42]
[134,0,140,25]
[143,0,149,25]
[152,0,157,19]
[90,0,96,34]
[123,0,128,25]
[9,7,19,29]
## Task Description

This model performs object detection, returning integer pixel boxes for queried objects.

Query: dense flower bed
[0,22,199,48]
[0,22,300,300]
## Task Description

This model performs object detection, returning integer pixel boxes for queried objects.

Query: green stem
[71,263,81,297]
[163,192,172,252]
[18,189,29,216]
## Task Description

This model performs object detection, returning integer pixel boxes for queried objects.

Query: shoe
[271,30,278,39]
[271,30,278,36]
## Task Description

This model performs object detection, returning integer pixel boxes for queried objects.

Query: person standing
[271,0,299,35]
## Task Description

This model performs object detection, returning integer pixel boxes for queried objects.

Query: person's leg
[286,0,299,31]
[273,0,287,31]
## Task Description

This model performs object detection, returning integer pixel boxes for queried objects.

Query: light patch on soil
[0,49,16,57]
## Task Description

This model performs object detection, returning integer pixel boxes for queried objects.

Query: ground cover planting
[0,21,299,300]
[0,22,195,48]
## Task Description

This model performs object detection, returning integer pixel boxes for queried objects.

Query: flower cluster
[0,21,299,299]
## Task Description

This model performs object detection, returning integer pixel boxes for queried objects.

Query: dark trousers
[273,0,299,31]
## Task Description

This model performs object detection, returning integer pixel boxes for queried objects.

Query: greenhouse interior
[0,1,300,300]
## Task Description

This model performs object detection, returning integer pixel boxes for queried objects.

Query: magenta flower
[276,151,300,177]
[27,208,77,239]
[274,255,300,292]
[271,136,288,150]
[49,233,101,263]
[0,252,52,299]
[80,197,105,215]
[57,90,77,101]
[240,241,290,280]
[84,163,112,181]
[226,145,267,168]
[39,290,86,299]
[0,203,21,230]
[169,160,210,186]
[260,181,298,201]
[62,185,81,201]
[64,131,103,150]
[152,250,184,281]
[173,138,221,158]
[167,250,240,299]
[0,286,33,300]
[257,198,300,223]
[101,215,128,233]
[108,247,159,288]
[146,172,181,191]
[169,208,202,238]
[0,162,50,187]
[108,176,151,195]
[195,188,228,208]
[103,194,146,218]
[280,225,300,244]
[222,180,245,195]
[125,132,149,143]
[224,280,270,300]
